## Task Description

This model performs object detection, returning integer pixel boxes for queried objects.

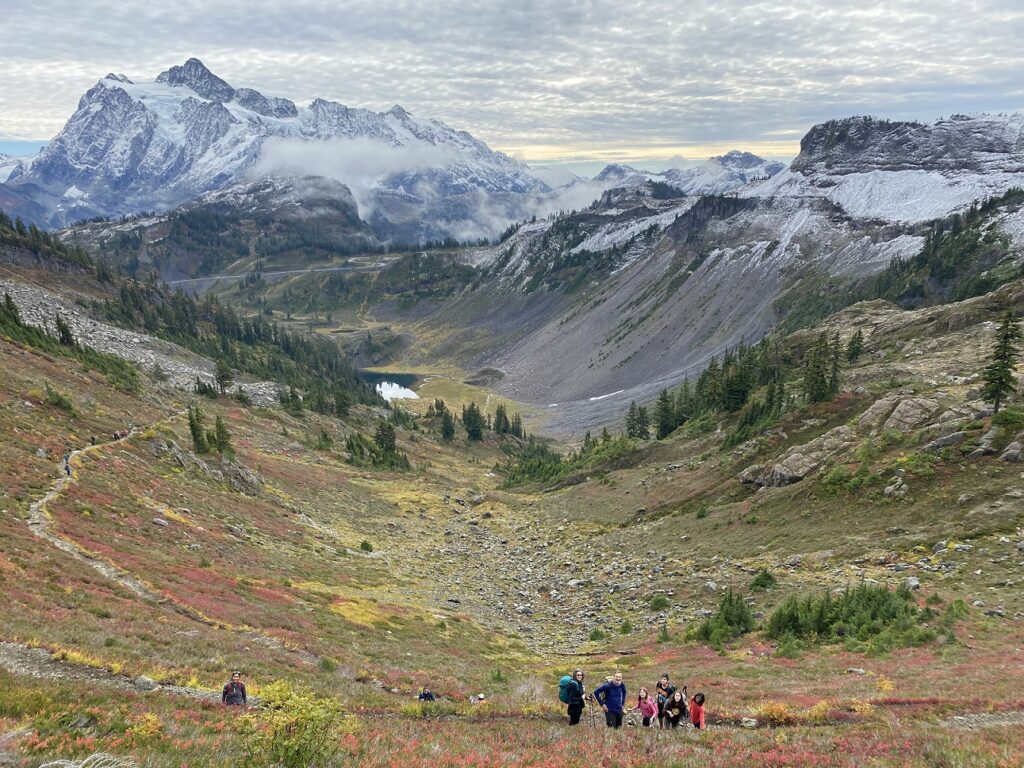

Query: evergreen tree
[635,405,650,439]
[625,401,640,438]
[493,404,510,434]
[2,293,20,325]
[188,404,208,453]
[374,420,397,454]
[215,359,234,395]
[802,333,831,403]
[829,331,842,394]
[846,328,864,363]
[510,413,524,439]
[461,402,486,441]
[213,414,231,453]
[54,314,76,347]
[982,312,1023,413]
[655,389,675,439]
[601,426,611,443]
[441,410,456,441]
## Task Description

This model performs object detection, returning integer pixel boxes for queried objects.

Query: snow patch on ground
[571,201,694,255]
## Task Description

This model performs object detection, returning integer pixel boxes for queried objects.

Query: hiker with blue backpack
[559,668,587,725]
[593,671,627,728]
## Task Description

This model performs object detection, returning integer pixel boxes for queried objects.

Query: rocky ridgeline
[0,279,283,406]
[739,391,999,489]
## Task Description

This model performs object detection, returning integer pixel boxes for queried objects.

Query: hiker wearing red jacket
[690,692,706,729]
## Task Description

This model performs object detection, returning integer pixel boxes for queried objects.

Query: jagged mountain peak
[155,57,235,102]
[595,163,643,181]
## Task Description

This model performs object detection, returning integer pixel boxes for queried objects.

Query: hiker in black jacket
[222,671,247,706]
[566,669,586,725]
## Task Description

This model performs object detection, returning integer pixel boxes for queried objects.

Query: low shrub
[649,594,670,611]
[749,570,777,591]
[992,406,1024,429]
[241,680,356,768]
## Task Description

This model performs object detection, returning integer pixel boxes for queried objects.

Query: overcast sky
[2,0,1023,171]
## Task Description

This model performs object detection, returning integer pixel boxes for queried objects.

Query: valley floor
[3,271,1024,765]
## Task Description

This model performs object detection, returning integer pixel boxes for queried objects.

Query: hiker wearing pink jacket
[636,687,658,727]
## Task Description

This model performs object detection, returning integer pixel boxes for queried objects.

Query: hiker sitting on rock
[419,687,436,702]
[593,671,627,728]
[222,671,247,706]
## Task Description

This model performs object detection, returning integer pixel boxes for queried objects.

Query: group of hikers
[561,670,706,730]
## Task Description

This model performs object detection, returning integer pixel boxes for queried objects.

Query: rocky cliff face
[758,113,1024,223]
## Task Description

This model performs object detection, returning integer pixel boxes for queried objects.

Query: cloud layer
[2,0,1023,165]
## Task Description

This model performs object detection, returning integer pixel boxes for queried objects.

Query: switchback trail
[21,411,319,664]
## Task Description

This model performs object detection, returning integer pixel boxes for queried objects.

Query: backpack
[558,675,573,704]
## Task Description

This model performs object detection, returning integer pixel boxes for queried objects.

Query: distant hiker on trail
[593,671,627,728]
[419,687,435,701]
[663,689,688,728]
[562,668,586,725]
[655,673,676,728]
[62,453,71,477]
[690,692,706,729]
[222,671,247,706]
[636,687,658,727]
[90,436,96,446]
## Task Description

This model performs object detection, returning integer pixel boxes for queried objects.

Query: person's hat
[478,693,486,700]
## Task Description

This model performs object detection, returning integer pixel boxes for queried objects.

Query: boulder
[738,426,855,487]
[134,675,159,691]
[858,395,901,433]
[880,398,940,433]
[904,576,921,590]
[1000,442,1023,463]
[923,431,967,452]
[741,717,758,729]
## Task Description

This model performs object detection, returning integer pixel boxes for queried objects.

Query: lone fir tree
[982,312,1022,414]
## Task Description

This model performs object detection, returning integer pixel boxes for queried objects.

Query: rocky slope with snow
[1,58,549,240]
[386,114,1024,434]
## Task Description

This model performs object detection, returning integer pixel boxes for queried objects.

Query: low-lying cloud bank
[250,135,624,243]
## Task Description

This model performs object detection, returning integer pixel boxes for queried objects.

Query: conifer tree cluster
[620,330,859,446]
[187,403,231,455]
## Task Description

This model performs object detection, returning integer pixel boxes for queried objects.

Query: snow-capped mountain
[591,151,785,195]
[0,153,29,184]
[2,58,549,236]
[752,114,1024,223]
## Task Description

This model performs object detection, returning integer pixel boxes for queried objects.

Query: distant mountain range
[0,58,786,241]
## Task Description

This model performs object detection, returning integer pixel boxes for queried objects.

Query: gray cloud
[2,0,1023,164]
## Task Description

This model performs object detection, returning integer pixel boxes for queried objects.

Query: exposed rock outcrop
[739,425,855,487]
